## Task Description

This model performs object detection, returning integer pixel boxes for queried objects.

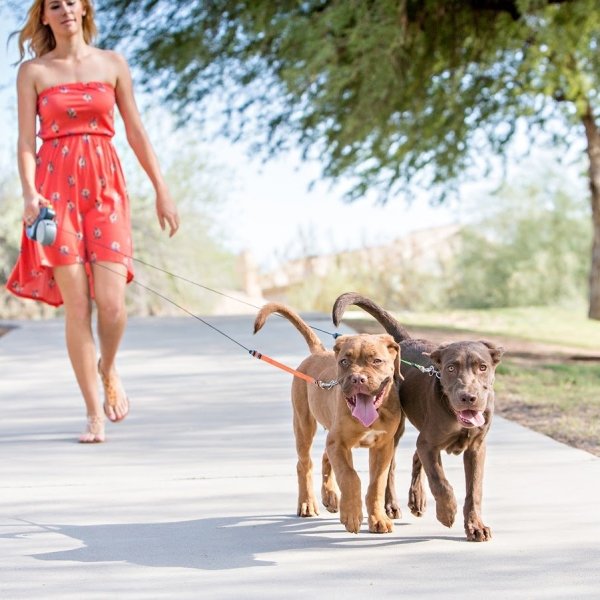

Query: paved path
[1,315,599,599]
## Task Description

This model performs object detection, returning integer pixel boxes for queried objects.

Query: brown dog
[332,293,504,542]
[254,302,403,534]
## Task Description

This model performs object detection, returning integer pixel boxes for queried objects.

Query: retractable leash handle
[26,205,57,246]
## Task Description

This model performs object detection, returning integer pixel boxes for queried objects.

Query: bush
[448,172,591,309]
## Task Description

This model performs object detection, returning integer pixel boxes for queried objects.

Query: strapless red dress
[7,81,134,307]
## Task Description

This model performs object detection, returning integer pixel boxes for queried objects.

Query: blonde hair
[13,0,98,62]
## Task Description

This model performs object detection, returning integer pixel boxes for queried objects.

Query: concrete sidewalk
[0,315,599,599]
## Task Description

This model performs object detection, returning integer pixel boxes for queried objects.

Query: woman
[7,0,180,442]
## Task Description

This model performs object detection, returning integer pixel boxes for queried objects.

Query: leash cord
[95,261,253,353]
[45,232,339,390]
[248,351,338,389]
[52,227,338,339]
[73,249,335,387]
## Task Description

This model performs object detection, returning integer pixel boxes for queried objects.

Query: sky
[0,8,462,271]
[0,6,585,272]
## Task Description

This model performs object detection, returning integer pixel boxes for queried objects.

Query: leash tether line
[90,260,337,388]
[52,227,338,339]
[248,351,338,389]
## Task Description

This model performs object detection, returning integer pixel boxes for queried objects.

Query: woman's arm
[16,62,46,224]
[112,52,180,237]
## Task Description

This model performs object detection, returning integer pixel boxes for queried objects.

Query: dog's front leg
[366,441,395,533]
[385,418,405,519]
[407,450,427,518]
[326,434,362,533]
[321,450,340,513]
[416,435,457,528]
[463,440,491,542]
[293,411,320,517]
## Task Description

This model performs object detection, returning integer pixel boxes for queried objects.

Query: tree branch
[468,0,575,20]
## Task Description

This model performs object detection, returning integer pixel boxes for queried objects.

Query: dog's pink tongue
[460,410,485,427]
[352,394,378,427]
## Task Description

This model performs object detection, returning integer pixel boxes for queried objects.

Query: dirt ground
[347,319,600,457]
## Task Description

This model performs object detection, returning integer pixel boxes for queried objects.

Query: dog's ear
[424,344,448,367]
[479,340,505,365]
[333,336,348,356]
[392,343,403,381]
[381,335,403,380]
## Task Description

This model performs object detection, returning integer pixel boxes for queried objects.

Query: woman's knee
[92,263,127,324]
[96,294,126,324]
[64,296,93,325]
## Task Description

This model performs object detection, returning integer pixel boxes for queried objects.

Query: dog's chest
[357,429,387,448]
[445,430,472,455]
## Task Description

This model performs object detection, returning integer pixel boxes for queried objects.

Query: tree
[449,163,591,309]
[42,1,600,317]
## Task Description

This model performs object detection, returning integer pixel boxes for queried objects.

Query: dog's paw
[435,495,457,528]
[465,519,492,542]
[340,508,363,533]
[385,484,402,519]
[321,488,340,513]
[385,500,402,520]
[368,513,394,533]
[297,498,319,517]
[408,485,427,517]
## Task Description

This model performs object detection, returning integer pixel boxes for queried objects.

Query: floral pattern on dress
[6,81,134,307]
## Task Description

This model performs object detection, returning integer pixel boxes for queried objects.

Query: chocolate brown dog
[332,293,504,542]
[254,302,403,534]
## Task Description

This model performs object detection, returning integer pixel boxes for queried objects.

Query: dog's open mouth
[456,410,485,428]
[345,378,390,427]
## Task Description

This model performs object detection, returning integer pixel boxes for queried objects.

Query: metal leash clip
[316,379,339,390]
[421,365,441,379]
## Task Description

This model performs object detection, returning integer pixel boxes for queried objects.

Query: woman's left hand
[156,189,180,237]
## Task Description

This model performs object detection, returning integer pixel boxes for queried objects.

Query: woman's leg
[92,261,129,422]
[53,263,104,441]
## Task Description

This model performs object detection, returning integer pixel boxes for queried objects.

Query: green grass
[495,360,600,456]
[496,361,600,409]
[345,305,600,456]
[344,305,600,351]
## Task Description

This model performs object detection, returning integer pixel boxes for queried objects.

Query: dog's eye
[447,365,455,372]
[339,358,349,367]
[372,358,383,365]
[479,364,488,371]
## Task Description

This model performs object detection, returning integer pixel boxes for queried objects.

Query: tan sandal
[78,415,106,443]
[98,358,130,423]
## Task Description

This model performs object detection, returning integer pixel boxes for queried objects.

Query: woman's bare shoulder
[16,58,44,85]
[89,48,130,84]
[93,47,129,68]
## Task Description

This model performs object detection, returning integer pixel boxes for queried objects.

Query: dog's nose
[460,392,477,404]
[351,374,368,385]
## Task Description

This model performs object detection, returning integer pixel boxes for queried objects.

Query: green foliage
[281,159,591,314]
[92,0,599,202]
[448,167,591,308]
[282,243,451,313]
[112,119,240,316]
[0,174,22,280]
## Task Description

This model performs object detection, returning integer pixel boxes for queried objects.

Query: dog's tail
[254,302,326,354]
[332,292,412,342]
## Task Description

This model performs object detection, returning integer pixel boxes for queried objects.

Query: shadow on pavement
[8,515,463,571]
